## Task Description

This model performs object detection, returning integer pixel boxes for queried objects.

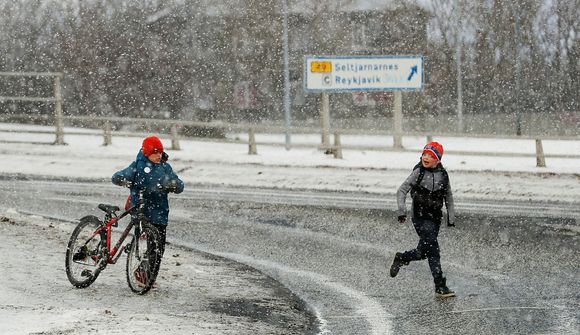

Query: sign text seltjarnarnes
[304,56,423,92]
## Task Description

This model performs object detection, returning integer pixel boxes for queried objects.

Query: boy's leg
[400,218,430,263]
[143,224,166,287]
[393,219,445,279]
[420,220,454,296]
[390,218,426,277]
[153,224,166,258]
[420,219,443,281]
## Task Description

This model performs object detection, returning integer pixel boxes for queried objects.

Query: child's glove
[165,182,178,193]
[112,175,132,188]
[158,180,179,193]
[397,215,407,223]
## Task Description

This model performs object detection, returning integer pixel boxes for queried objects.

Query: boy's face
[421,153,438,168]
[148,152,162,164]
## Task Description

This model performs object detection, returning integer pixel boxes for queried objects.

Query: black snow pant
[144,224,166,282]
[400,218,444,283]
[152,223,166,258]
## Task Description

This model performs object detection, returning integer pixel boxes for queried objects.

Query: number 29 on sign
[311,61,332,73]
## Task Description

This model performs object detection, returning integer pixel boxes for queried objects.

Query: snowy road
[1,178,578,334]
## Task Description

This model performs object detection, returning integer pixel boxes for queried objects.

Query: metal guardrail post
[103,121,112,146]
[248,128,257,155]
[535,138,546,167]
[53,73,65,145]
[171,124,181,150]
[333,130,343,159]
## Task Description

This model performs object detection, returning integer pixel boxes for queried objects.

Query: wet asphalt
[0,178,578,334]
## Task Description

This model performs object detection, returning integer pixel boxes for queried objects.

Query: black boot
[390,252,405,278]
[434,278,456,298]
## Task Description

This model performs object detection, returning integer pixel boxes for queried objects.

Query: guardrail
[1,114,579,168]
[0,72,65,144]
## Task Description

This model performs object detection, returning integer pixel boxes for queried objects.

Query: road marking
[442,306,555,314]
[177,242,393,335]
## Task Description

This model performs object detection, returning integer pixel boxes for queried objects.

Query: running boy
[112,136,184,265]
[390,141,456,298]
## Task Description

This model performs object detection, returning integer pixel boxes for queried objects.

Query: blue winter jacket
[112,151,184,225]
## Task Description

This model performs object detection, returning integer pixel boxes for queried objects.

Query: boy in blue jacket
[112,136,184,263]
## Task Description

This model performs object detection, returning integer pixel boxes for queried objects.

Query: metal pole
[456,41,464,133]
[282,0,292,150]
[320,92,330,150]
[514,4,522,136]
[455,1,463,133]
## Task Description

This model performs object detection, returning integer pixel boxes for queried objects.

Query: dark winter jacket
[112,151,184,225]
[397,162,455,225]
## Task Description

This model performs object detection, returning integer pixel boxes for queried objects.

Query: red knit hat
[142,136,164,157]
[422,141,444,161]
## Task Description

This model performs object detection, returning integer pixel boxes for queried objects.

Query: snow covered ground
[0,122,579,205]
[0,210,315,334]
[0,122,579,334]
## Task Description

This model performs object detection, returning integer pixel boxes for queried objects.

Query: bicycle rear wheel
[65,216,107,288]
[126,221,161,294]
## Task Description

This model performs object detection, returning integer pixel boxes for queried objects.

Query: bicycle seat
[98,204,120,214]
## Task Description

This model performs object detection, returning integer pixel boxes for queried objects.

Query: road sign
[304,55,423,92]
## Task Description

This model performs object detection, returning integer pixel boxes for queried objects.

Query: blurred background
[0,0,578,137]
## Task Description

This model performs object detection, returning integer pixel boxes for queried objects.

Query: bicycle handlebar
[115,188,146,220]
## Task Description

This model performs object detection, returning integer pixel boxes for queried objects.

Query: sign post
[304,56,423,150]
[393,91,403,149]
[320,92,330,150]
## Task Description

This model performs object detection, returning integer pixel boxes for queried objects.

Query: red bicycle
[65,190,162,294]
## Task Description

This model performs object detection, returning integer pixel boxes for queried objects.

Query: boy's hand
[112,175,132,188]
[397,215,407,223]
[447,222,456,227]
[158,180,179,193]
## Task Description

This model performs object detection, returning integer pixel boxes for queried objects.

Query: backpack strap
[125,159,138,210]
[439,164,449,192]
[412,162,425,186]
[126,160,138,186]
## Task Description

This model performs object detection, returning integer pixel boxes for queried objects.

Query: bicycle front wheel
[65,216,107,288]
[126,221,161,294]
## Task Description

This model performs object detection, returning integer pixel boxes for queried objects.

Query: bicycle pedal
[81,269,93,277]
[72,246,88,261]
